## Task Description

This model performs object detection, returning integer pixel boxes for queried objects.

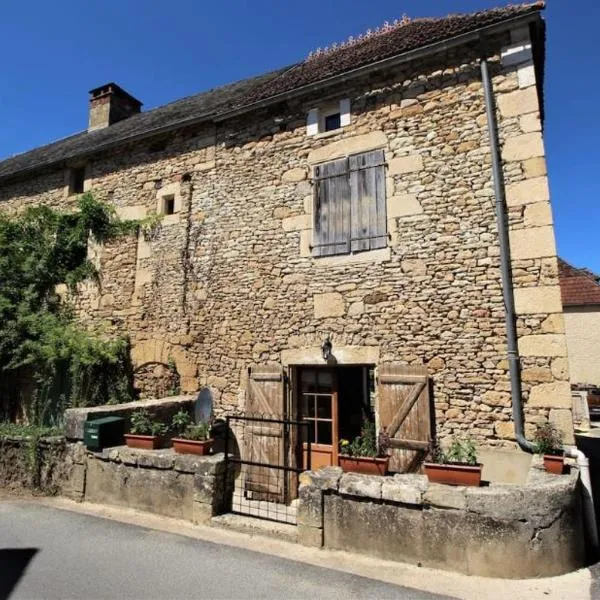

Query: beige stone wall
[496,26,573,442]
[564,307,600,387]
[0,29,572,447]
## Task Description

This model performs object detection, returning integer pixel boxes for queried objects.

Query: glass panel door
[298,368,338,470]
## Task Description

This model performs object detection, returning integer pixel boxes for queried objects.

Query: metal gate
[225,414,310,525]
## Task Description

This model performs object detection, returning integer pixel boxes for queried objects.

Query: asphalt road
[0,502,450,600]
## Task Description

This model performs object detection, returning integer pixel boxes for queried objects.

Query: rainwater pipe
[480,56,599,554]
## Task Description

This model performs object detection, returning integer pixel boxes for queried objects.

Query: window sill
[312,128,345,140]
[312,247,390,267]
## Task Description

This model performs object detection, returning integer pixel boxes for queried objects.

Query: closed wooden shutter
[350,149,387,252]
[378,364,431,473]
[245,365,286,501]
[313,158,351,256]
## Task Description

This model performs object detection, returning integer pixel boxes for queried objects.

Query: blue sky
[0,1,597,271]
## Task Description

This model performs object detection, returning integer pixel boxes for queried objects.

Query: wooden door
[298,369,338,470]
[245,365,285,502]
[378,364,431,472]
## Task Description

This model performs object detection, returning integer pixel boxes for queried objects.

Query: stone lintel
[281,345,379,366]
[308,131,387,164]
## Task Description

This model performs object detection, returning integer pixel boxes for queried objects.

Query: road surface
[0,501,449,600]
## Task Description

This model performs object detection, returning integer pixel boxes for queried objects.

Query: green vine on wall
[0,193,142,425]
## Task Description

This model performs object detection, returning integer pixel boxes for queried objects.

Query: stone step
[211,513,298,543]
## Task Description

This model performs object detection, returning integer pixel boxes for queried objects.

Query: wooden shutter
[244,365,286,502]
[349,150,387,252]
[378,364,431,473]
[313,158,351,256]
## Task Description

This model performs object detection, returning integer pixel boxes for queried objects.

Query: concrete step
[211,513,298,543]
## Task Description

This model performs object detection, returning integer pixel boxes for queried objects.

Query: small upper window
[307,99,351,136]
[163,195,176,215]
[324,112,341,132]
[69,167,86,195]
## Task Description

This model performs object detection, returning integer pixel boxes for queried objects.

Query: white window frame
[307,98,351,136]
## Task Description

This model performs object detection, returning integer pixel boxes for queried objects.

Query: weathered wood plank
[378,363,431,473]
[388,439,430,451]
[386,381,425,438]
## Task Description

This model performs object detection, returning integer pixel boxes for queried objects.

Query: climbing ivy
[0,193,141,425]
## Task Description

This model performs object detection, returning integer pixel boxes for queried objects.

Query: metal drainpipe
[480,57,535,453]
[481,56,599,555]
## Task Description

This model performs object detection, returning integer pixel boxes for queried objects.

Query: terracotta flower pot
[172,438,214,456]
[543,454,564,475]
[424,462,482,487]
[124,433,160,450]
[339,455,389,476]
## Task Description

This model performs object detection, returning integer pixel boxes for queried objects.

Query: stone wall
[64,395,194,440]
[0,26,572,448]
[564,307,600,387]
[0,435,68,494]
[82,446,232,524]
[297,464,585,578]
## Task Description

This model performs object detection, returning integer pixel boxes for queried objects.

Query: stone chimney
[88,83,142,131]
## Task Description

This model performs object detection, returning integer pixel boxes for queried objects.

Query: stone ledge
[89,446,226,474]
[381,474,428,505]
[311,462,583,578]
[339,472,383,499]
[64,395,195,440]
[299,466,342,491]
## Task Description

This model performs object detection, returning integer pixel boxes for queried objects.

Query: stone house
[0,2,572,475]
[559,258,600,390]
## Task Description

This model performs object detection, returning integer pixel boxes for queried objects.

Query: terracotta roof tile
[558,258,600,306]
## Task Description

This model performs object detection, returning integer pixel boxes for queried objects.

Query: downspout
[481,56,599,555]
[565,446,599,555]
[480,56,535,453]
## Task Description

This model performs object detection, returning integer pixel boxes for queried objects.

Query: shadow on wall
[0,548,38,600]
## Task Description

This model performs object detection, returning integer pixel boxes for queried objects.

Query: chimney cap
[88,82,143,109]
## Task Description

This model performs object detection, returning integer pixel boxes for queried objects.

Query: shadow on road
[0,548,38,600]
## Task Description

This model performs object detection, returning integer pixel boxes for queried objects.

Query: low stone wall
[0,435,68,494]
[298,461,585,578]
[64,395,195,440]
[65,443,232,524]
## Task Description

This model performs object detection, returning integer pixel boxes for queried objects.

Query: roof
[0,2,545,183]
[558,258,600,307]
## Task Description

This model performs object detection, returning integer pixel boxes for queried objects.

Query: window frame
[162,195,176,215]
[68,166,86,196]
[312,149,387,258]
[320,106,342,133]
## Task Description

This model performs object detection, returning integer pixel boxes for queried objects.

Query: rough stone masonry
[0,11,572,449]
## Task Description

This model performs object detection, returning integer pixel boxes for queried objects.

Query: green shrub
[170,410,211,440]
[431,437,478,466]
[0,193,146,425]
[533,422,563,456]
[339,420,389,458]
[129,409,167,436]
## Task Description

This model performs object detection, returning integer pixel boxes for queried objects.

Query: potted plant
[338,420,390,476]
[424,437,482,486]
[170,410,214,456]
[533,422,564,474]
[124,409,167,450]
